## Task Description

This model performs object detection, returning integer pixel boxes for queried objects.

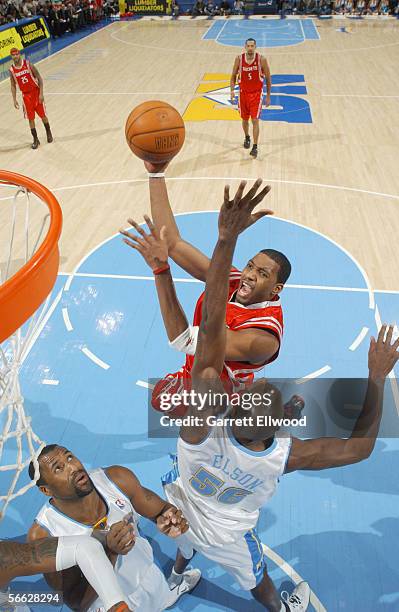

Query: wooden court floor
[1,17,398,290]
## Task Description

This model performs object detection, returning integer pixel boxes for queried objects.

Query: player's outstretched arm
[179,181,272,444]
[286,324,399,472]
[192,179,272,385]
[105,466,189,538]
[120,215,189,342]
[144,161,211,281]
[2,536,131,611]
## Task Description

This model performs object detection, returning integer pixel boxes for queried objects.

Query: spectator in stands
[379,0,389,11]
[192,0,205,14]
[368,0,379,12]
[233,0,244,12]
[205,0,218,14]
[356,0,366,14]
[219,0,230,12]
[171,0,180,15]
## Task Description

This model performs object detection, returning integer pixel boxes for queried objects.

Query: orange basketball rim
[0,171,62,344]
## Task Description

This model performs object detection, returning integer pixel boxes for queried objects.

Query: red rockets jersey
[185,268,283,392]
[238,52,264,94]
[10,59,39,94]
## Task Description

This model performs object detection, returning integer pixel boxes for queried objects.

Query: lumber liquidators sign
[16,17,50,48]
[0,17,50,61]
[127,0,168,13]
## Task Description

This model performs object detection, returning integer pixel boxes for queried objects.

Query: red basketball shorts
[23,89,46,121]
[238,90,263,120]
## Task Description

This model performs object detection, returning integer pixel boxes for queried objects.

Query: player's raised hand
[156,506,189,538]
[120,215,168,272]
[106,520,135,555]
[218,179,273,240]
[368,324,399,382]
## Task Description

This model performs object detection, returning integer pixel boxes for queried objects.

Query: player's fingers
[144,215,157,237]
[122,239,143,253]
[244,178,263,204]
[386,325,394,345]
[393,335,399,350]
[249,210,274,225]
[233,181,247,205]
[248,184,272,210]
[224,184,231,206]
[377,324,387,344]
[128,219,148,239]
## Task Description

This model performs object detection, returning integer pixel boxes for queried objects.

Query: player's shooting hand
[14,100,19,109]
[144,160,169,174]
[120,215,169,272]
[156,506,189,538]
[218,179,273,240]
[106,519,136,555]
[368,324,399,382]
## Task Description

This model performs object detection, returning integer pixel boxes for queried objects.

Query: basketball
[125,101,185,163]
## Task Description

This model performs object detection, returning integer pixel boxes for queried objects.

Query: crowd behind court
[187,0,399,15]
[1,0,398,36]
[0,0,119,31]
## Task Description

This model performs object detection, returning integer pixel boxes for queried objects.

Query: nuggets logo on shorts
[183,73,312,124]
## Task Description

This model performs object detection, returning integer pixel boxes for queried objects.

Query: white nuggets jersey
[35,468,172,612]
[163,427,291,547]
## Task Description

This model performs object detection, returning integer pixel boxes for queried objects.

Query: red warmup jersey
[10,59,39,95]
[238,52,264,94]
[185,268,283,392]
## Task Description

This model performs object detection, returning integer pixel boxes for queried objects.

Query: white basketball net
[0,182,54,520]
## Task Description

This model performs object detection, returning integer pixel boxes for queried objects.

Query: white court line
[54,177,379,310]
[62,307,73,332]
[0,91,188,96]
[42,379,59,386]
[262,544,327,612]
[56,272,399,294]
[349,326,369,351]
[81,346,110,370]
[296,365,332,384]
[374,306,399,416]
[59,271,375,293]
[322,94,399,99]
[136,380,155,390]
[43,176,399,203]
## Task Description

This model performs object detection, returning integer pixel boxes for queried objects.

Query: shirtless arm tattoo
[0,539,58,573]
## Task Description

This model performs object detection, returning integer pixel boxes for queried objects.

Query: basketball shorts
[172,526,265,590]
[163,478,266,590]
[23,89,46,121]
[238,90,263,121]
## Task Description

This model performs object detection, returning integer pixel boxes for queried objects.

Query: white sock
[168,567,184,588]
[56,536,125,610]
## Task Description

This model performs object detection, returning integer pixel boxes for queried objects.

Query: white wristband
[148,172,165,178]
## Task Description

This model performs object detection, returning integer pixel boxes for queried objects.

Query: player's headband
[10,48,20,56]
